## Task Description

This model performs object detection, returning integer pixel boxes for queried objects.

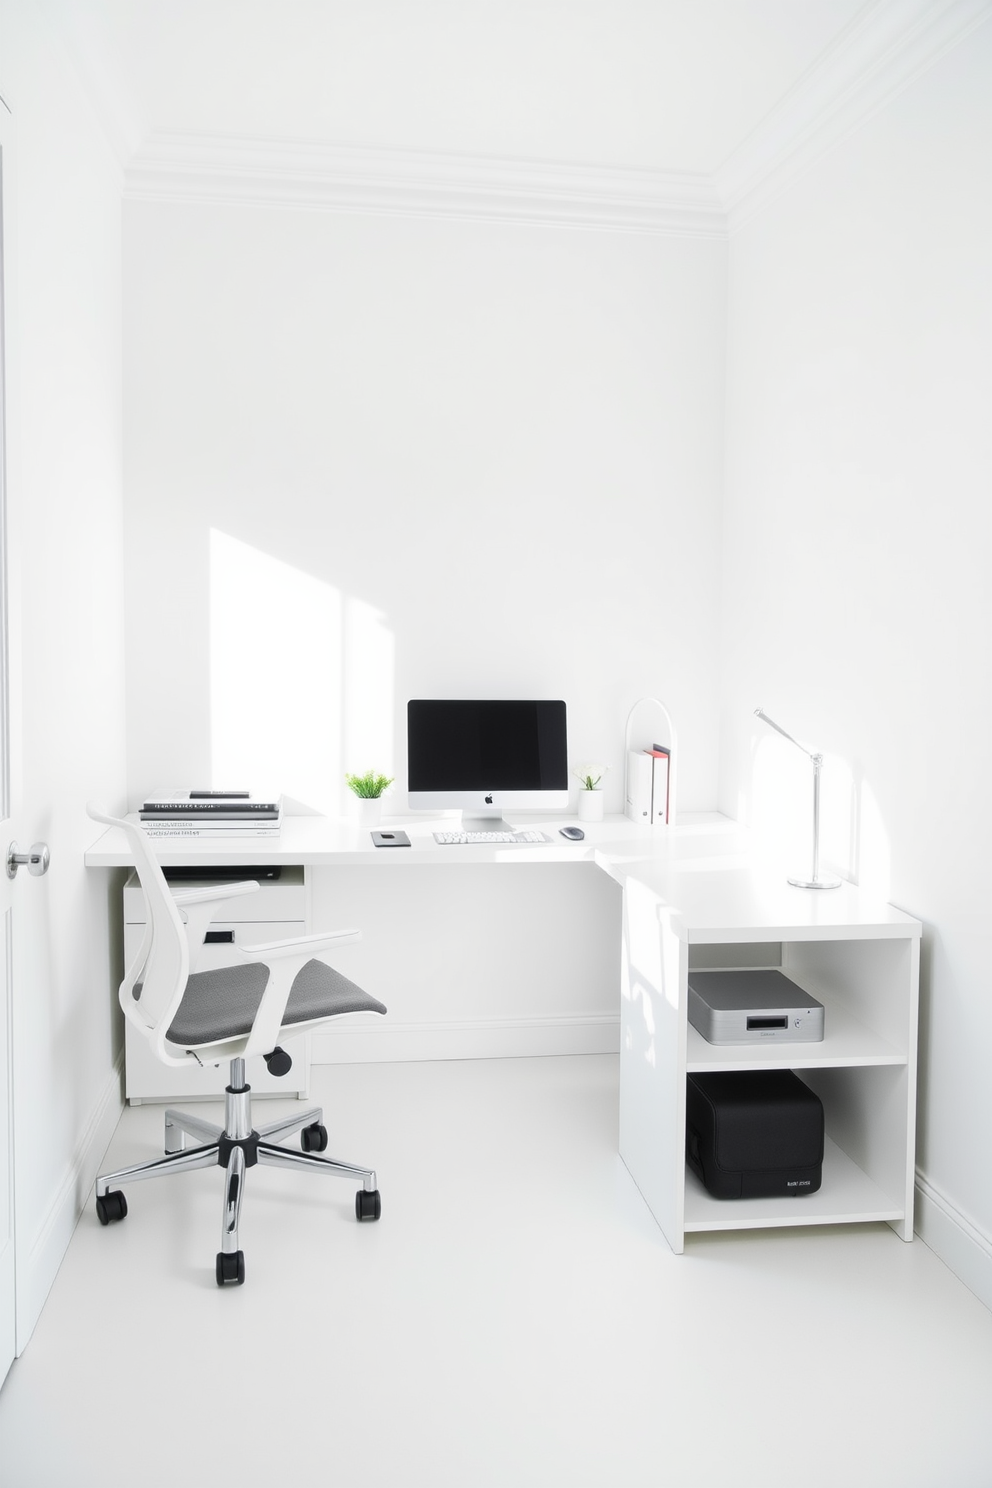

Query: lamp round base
[788,874,842,889]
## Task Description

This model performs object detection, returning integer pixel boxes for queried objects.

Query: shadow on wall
[209,529,394,815]
[745,724,892,900]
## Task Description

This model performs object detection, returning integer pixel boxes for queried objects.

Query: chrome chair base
[95,1056,380,1285]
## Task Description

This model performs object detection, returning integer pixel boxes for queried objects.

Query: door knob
[7,841,51,879]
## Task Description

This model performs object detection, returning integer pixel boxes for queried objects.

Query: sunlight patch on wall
[342,596,396,799]
[209,531,395,815]
[856,780,892,901]
[751,733,845,879]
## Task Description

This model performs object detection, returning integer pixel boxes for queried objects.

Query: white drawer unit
[122,867,310,1102]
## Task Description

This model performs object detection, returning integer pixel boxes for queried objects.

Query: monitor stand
[461,815,515,835]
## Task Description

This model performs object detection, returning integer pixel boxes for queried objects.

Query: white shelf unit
[618,869,921,1253]
[122,867,310,1103]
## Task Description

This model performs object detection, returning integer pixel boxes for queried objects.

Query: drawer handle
[204,930,235,944]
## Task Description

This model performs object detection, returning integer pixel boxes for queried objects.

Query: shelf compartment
[682,1135,904,1233]
[686,997,905,1073]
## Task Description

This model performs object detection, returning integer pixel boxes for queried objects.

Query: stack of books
[138,791,282,838]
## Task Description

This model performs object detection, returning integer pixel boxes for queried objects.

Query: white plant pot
[355,797,383,829]
[577,790,604,822]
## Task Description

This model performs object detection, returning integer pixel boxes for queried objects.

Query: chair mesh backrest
[88,806,189,1033]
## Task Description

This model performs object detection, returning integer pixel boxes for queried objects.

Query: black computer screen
[407,700,568,791]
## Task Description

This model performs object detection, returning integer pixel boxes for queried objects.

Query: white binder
[646,746,670,825]
[625,750,653,824]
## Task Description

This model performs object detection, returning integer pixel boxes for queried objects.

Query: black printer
[686,1069,824,1200]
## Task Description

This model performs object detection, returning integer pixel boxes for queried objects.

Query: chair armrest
[171,881,260,907]
[236,927,360,958]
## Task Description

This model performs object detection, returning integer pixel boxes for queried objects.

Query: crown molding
[122,0,990,240]
[718,0,992,231]
[125,133,725,239]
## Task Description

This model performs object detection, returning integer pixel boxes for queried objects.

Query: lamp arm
[753,708,820,763]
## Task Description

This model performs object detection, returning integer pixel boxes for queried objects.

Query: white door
[0,90,16,1386]
[0,90,47,1389]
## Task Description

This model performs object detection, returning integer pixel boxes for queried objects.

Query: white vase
[355,797,383,830]
[577,790,604,823]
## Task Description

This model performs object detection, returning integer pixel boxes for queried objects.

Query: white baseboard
[915,1171,992,1315]
[312,1014,620,1065]
[17,1056,124,1354]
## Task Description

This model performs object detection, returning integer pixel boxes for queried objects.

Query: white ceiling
[55,0,872,174]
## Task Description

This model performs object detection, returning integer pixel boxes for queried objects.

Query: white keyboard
[433,830,549,845]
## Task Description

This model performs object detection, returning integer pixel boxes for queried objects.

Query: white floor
[1,1055,991,1488]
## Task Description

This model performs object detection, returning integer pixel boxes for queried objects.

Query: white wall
[721,25,992,1299]
[121,196,726,1057]
[123,200,726,818]
[0,1,127,1344]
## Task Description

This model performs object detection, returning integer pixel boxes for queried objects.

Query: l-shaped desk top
[85,809,672,869]
[85,811,920,942]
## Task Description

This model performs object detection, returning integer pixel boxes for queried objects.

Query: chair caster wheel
[95,1190,128,1225]
[301,1122,328,1153]
[356,1189,381,1222]
[263,1046,293,1077]
[216,1250,245,1286]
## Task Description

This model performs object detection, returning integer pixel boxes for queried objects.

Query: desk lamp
[754,708,840,889]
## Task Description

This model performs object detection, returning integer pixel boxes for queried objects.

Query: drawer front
[123,867,306,924]
[125,920,307,970]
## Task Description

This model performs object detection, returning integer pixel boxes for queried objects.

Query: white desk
[84,811,719,871]
[86,812,921,1253]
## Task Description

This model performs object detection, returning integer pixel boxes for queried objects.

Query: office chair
[88,806,386,1286]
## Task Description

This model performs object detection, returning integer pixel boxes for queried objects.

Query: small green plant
[345,770,394,800]
[573,764,607,791]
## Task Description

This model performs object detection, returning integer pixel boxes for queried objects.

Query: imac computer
[407,699,568,833]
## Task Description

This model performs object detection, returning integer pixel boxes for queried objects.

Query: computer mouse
[559,826,585,841]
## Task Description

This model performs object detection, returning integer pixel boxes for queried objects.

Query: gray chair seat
[166,958,387,1047]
